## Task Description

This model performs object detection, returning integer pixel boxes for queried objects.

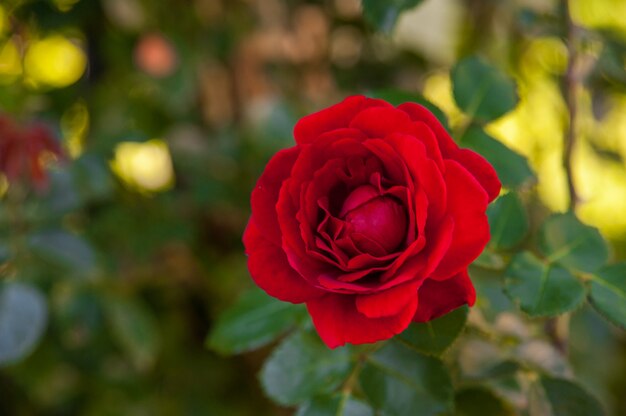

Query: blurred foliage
[0,0,625,415]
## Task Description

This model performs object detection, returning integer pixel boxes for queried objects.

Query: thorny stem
[547,0,580,357]
[563,0,579,212]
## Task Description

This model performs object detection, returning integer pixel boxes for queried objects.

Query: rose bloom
[244,96,500,348]
[0,115,63,190]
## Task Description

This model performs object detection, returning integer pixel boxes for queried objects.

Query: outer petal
[355,281,421,318]
[250,146,300,245]
[431,160,489,280]
[243,220,325,303]
[452,148,501,202]
[398,102,458,155]
[307,293,417,348]
[349,107,415,138]
[399,102,501,201]
[294,96,391,144]
[412,269,476,322]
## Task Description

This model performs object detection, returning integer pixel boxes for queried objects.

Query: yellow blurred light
[570,0,626,36]
[61,100,89,158]
[422,72,466,128]
[24,35,87,88]
[111,139,174,193]
[52,0,81,12]
[0,174,8,198]
[0,38,23,84]
[575,94,626,237]
[576,142,626,238]
[488,60,626,237]
[595,95,626,158]
[487,75,569,212]
[522,37,568,75]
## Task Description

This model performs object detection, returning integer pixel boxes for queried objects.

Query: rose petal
[410,121,444,169]
[386,133,447,225]
[355,281,421,318]
[250,146,300,245]
[380,215,453,284]
[452,148,501,202]
[278,176,340,285]
[431,160,489,280]
[413,269,476,322]
[349,106,414,138]
[244,220,325,303]
[294,96,391,144]
[316,127,369,143]
[398,102,458,156]
[307,292,417,348]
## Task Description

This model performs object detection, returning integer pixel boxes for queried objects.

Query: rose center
[339,185,407,254]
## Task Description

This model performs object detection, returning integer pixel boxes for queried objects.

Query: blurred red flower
[0,114,64,190]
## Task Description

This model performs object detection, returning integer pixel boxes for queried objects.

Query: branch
[563,0,579,211]
[547,0,580,357]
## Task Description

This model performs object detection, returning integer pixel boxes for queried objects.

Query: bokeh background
[0,0,625,414]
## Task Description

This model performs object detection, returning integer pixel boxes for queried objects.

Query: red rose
[244,96,500,348]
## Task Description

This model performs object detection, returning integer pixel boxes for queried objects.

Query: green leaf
[369,89,450,129]
[0,282,47,366]
[296,395,374,416]
[360,341,453,416]
[487,192,529,250]
[504,251,586,317]
[530,376,605,416]
[588,263,626,329]
[28,230,96,275]
[455,387,515,416]
[397,305,468,355]
[452,57,518,122]
[362,0,424,33]
[479,359,522,380]
[461,126,535,189]
[106,297,160,370]
[260,331,352,406]
[539,212,609,273]
[207,287,307,355]
[72,154,114,202]
[473,250,506,269]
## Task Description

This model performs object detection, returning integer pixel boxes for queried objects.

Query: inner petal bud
[340,185,407,253]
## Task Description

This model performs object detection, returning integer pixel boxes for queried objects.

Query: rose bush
[244,95,500,348]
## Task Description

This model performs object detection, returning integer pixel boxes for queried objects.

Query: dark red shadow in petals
[412,269,476,322]
[244,220,325,303]
[379,215,454,285]
[398,103,458,155]
[349,106,415,138]
[452,148,501,202]
[362,139,412,193]
[431,160,489,280]
[355,280,421,318]
[386,133,447,226]
[277,178,335,286]
[307,292,418,348]
[294,96,391,145]
[316,127,369,143]
[250,147,300,245]
[410,121,444,169]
